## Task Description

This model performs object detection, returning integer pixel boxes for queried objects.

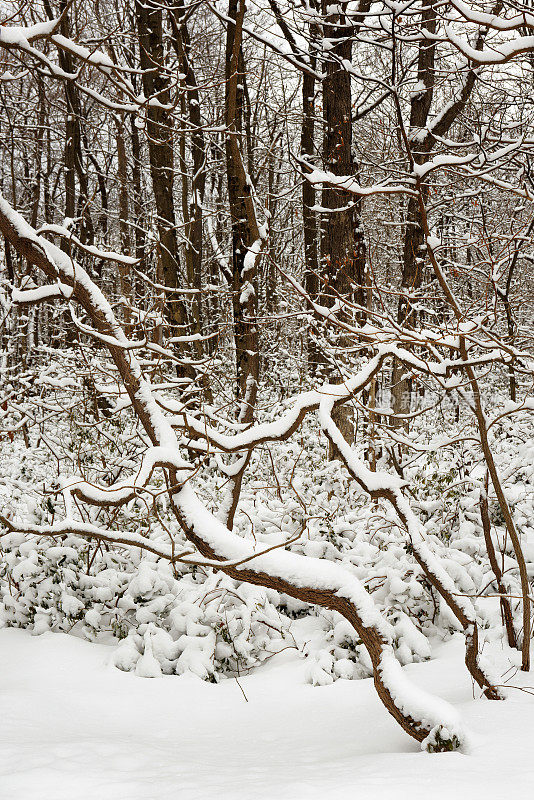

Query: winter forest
[0,0,533,796]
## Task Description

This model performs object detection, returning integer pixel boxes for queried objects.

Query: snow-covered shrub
[0,447,292,681]
[111,565,291,679]
[1,358,533,687]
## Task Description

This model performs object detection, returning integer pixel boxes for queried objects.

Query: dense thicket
[0,0,533,751]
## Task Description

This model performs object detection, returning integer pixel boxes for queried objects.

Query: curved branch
[318,397,502,700]
[0,195,467,750]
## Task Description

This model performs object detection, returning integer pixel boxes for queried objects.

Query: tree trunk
[225,0,260,420]
[302,25,321,375]
[57,0,94,247]
[136,0,187,336]
[169,3,205,336]
[320,0,366,448]
[115,115,132,326]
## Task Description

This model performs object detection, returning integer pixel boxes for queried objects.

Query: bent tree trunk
[318,390,502,702]
[0,197,466,751]
[170,485,464,749]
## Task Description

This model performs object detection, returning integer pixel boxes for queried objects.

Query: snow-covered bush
[0,358,533,689]
[0,442,292,679]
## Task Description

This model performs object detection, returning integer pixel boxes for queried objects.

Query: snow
[0,20,58,47]
[12,283,73,304]
[63,445,193,507]
[179,354,386,451]
[2,627,534,799]
[409,80,426,99]
[446,27,534,64]
[177,483,393,635]
[304,167,412,198]
[36,224,138,265]
[449,0,534,30]
[413,154,477,179]
[0,24,77,81]
[239,280,255,305]
[243,238,261,278]
[50,34,115,69]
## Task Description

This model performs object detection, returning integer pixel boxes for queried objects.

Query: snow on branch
[0,194,471,750]
[0,515,178,562]
[63,446,194,508]
[449,0,534,32]
[445,26,534,64]
[299,159,415,198]
[317,397,502,700]
[0,512,307,570]
[0,11,138,107]
[37,225,140,266]
[0,19,62,47]
[12,283,73,305]
[177,354,387,451]
[173,484,466,748]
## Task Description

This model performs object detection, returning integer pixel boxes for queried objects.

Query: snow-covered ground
[1,627,533,799]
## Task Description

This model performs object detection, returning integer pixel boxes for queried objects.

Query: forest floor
[1,627,533,799]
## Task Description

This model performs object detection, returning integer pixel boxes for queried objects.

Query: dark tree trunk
[320,0,367,445]
[57,1,94,248]
[115,116,132,324]
[169,3,206,336]
[225,0,260,420]
[391,0,436,426]
[302,25,321,375]
[136,0,187,336]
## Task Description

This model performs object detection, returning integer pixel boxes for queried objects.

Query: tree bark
[225,0,261,419]
[169,3,205,336]
[320,0,367,448]
[136,0,187,335]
